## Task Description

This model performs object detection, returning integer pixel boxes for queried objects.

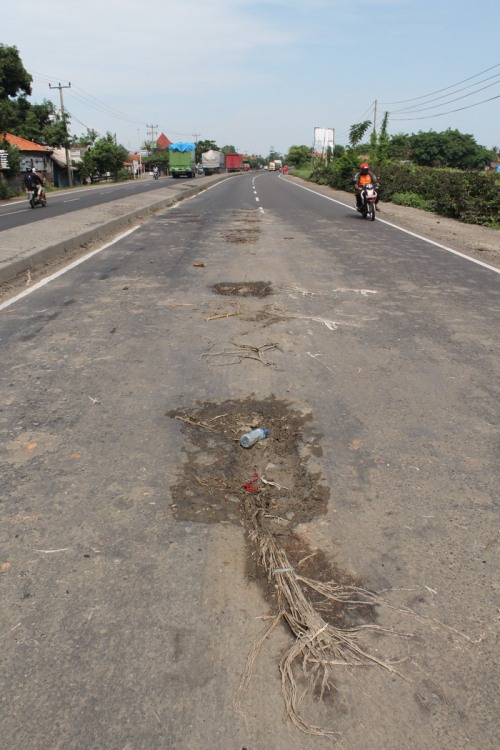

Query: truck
[201,150,225,176]
[268,161,276,171]
[225,153,244,172]
[168,142,196,178]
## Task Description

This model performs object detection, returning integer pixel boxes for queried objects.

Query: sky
[3,0,500,157]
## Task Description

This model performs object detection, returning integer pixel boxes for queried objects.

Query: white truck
[201,150,225,175]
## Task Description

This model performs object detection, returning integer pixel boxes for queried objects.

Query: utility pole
[192,133,201,143]
[49,82,73,187]
[373,99,378,135]
[146,124,158,147]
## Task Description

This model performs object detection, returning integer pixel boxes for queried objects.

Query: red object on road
[244,472,261,492]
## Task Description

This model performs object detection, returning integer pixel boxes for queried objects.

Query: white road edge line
[284,179,500,274]
[0,179,231,310]
[0,226,140,311]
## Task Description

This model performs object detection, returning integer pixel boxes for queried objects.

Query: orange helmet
[360,163,369,175]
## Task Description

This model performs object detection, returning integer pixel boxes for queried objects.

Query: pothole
[211,281,273,297]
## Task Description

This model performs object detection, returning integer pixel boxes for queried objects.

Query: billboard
[313,127,334,158]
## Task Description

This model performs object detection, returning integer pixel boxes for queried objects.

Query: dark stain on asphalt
[167,397,327,530]
[211,281,273,297]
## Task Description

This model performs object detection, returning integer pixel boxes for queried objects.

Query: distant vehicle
[168,142,196,178]
[225,153,244,172]
[268,162,276,171]
[201,150,225,175]
[274,159,283,171]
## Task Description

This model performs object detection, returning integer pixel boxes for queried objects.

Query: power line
[68,89,149,126]
[65,109,95,133]
[29,69,201,142]
[391,94,500,121]
[390,74,500,113]
[389,79,500,115]
[380,62,500,105]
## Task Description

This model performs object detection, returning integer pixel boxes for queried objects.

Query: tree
[349,120,371,148]
[387,132,412,161]
[16,100,56,142]
[221,144,236,155]
[375,112,390,164]
[143,150,169,174]
[0,44,32,134]
[285,145,311,168]
[408,129,491,169]
[0,44,32,100]
[267,148,282,162]
[71,129,99,147]
[80,133,129,181]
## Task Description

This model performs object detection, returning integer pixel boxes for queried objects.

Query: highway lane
[0,172,498,749]
[0,174,201,231]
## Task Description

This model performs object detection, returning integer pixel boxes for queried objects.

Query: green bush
[307,159,500,227]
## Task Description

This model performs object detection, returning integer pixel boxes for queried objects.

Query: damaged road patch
[211,281,273,297]
[167,398,408,736]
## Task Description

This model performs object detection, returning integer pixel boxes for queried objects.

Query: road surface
[0,176,192,231]
[1,172,498,749]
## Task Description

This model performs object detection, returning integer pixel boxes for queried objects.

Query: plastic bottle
[239,428,269,448]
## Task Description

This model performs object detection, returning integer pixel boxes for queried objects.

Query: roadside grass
[391,192,435,212]
[290,167,313,180]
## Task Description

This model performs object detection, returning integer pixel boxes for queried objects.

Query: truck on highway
[225,153,244,172]
[201,150,225,175]
[168,142,196,178]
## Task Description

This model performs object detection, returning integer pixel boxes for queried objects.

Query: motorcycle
[356,183,378,221]
[153,169,159,180]
[29,187,47,209]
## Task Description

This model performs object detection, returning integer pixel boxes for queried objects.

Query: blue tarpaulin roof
[169,142,195,152]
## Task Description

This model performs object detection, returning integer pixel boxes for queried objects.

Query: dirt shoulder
[286,175,500,269]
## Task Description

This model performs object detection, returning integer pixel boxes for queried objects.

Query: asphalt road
[1,172,498,749]
[0,175,194,231]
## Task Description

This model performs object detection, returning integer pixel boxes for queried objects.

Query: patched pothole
[223,228,260,244]
[211,281,273,297]
[167,397,327,531]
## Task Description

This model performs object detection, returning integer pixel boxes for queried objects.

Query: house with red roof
[3,133,53,178]
[156,133,172,150]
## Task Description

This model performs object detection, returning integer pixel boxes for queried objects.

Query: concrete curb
[0,175,231,285]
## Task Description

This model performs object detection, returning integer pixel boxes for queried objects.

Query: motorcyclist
[353,163,380,211]
[153,165,159,178]
[26,168,44,200]
[24,166,33,192]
